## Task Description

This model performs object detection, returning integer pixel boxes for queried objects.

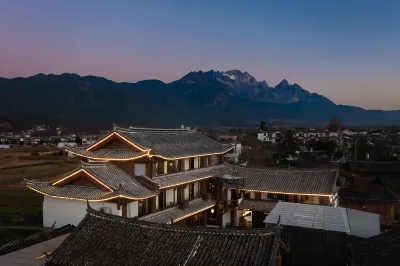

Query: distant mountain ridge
[0,70,399,128]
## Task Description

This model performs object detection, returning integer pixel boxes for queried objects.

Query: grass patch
[0,229,39,246]
[0,190,43,214]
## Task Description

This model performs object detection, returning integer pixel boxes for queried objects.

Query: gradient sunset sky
[1,0,399,109]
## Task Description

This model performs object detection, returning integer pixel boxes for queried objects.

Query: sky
[1,0,399,110]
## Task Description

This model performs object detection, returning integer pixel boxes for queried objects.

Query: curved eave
[26,183,156,202]
[66,148,150,161]
[85,131,148,152]
[242,188,334,197]
[158,175,214,190]
[149,146,234,160]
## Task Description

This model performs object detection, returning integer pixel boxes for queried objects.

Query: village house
[226,166,340,228]
[26,125,234,228]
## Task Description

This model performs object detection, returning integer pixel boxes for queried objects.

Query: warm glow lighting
[243,189,333,197]
[149,147,234,160]
[67,148,150,161]
[167,204,215,224]
[159,175,214,189]
[85,130,234,159]
[52,169,113,192]
[26,185,156,202]
[211,208,215,214]
[85,132,148,152]
[34,252,52,260]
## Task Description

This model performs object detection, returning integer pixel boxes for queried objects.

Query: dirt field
[0,148,79,186]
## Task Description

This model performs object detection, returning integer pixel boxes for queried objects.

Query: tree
[75,136,82,145]
[353,138,370,160]
[285,129,297,153]
[260,121,266,131]
[328,117,340,132]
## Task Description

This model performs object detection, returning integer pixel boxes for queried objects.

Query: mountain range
[0,70,399,129]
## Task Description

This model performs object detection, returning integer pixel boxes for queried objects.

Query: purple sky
[1,0,400,109]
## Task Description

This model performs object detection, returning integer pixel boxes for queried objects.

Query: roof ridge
[87,206,275,235]
[231,163,338,172]
[153,164,227,179]
[81,161,114,167]
[115,125,191,132]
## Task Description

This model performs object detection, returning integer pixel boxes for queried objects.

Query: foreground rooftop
[46,207,282,266]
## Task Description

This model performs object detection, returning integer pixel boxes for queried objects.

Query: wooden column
[151,158,156,178]
[177,186,183,204]
[255,192,261,201]
[202,210,208,226]
[150,197,157,213]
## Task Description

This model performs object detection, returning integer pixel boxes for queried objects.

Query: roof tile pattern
[153,164,230,188]
[350,229,400,266]
[238,199,277,213]
[82,162,156,198]
[338,187,397,204]
[233,166,338,195]
[47,208,280,266]
[115,126,231,158]
[66,147,148,160]
[380,176,400,193]
[26,182,118,200]
[138,198,216,224]
[26,162,156,200]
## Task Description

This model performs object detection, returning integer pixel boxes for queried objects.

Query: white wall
[250,192,255,199]
[43,196,118,228]
[127,201,138,218]
[314,196,320,205]
[184,185,189,200]
[156,195,159,210]
[194,182,199,197]
[166,189,175,206]
[134,163,146,176]
[222,211,231,228]
[194,157,199,168]
[184,159,189,170]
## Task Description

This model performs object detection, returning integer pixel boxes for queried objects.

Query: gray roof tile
[238,199,277,213]
[26,162,156,200]
[233,166,338,195]
[66,147,148,160]
[115,126,231,158]
[138,198,216,224]
[153,164,230,188]
[46,208,280,266]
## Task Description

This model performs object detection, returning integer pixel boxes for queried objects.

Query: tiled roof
[47,208,281,266]
[337,187,397,204]
[350,229,400,266]
[232,165,339,195]
[81,162,156,199]
[114,126,232,158]
[238,199,277,213]
[26,181,118,200]
[153,164,230,188]
[26,162,156,200]
[66,147,148,160]
[380,176,400,193]
[280,225,347,266]
[0,224,75,256]
[138,198,216,224]
[265,202,380,238]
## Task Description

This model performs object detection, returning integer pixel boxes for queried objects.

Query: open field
[0,148,79,186]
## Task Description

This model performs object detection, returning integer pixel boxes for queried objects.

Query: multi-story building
[26,125,342,230]
[26,125,233,228]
